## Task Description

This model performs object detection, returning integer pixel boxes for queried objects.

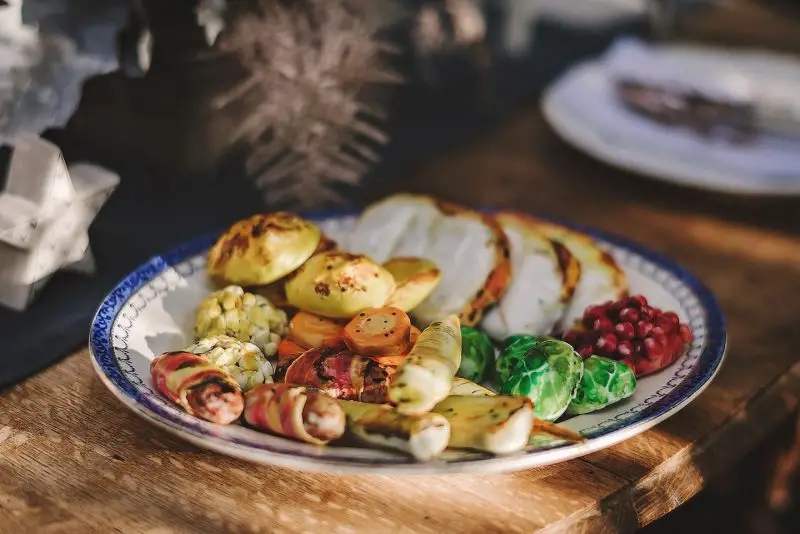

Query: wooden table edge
[542,359,800,533]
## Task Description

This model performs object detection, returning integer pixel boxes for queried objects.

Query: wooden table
[2,101,800,532]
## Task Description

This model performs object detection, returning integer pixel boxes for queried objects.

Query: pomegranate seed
[607,301,625,318]
[650,326,667,343]
[643,337,663,358]
[618,307,638,323]
[582,305,606,328]
[660,311,679,325]
[636,320,653,338]
[655,315,679,333]
[593,317,615,333]
[679,324,693,343]
[627,295,648,308]
[595,333,618,356]
[615,322,635,340]
[618,340,634,357]
[574,294,690,377]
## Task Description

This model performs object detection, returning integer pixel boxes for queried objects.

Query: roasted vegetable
[343,307,411,356]
[408,325,421,347]
[150,351,244,424]
[432,395,534,454]
[339,401,450,460]
[450,377,494,396]
[207,212,321,286]
[287,311,345,349]
[497,336,583,421]
[457,326,494,382]
[194,285,287,355]
[253,281,291,310]
[367,355,407,368]
[566,356,636,415]
[388,315,462,415]
[244,384,345,444]
[277,339,306,361]
[448,378,586,443]
[184,335,274,391]
[285,251,396,318]
[383,257,441,312]
[279,347,390,403]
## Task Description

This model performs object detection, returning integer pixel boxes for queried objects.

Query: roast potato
[383,257,441,312]
[285,251,396,318]
[207,212,321,286]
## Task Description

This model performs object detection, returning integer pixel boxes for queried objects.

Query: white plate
[89,212,726,474]
[542,44,800,196]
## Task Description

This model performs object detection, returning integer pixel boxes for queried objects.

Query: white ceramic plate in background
[542,44,800,196]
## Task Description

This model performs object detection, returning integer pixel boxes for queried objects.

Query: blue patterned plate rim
[88,208,727,474]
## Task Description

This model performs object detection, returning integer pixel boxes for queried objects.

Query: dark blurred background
[1,0,799,531]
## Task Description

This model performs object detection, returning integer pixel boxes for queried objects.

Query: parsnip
[432,395,534,454]
[450,377,495,397]
[388,315,462,414]
[447,378,586,444]
[339,401,450,461]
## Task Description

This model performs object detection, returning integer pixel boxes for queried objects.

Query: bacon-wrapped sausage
[276,347,389,403]
[150,351,244,424]
[244,384,345,444]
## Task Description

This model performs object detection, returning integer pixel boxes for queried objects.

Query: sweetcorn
[194,285,287,354]
[185,335,274,391]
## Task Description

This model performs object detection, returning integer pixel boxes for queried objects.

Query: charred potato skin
[285,251,396,319]
[207,212,321,286]
[383,257,442,312]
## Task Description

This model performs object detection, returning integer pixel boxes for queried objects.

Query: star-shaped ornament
[0,135,119,310]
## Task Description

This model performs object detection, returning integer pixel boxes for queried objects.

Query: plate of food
[89,193,726,474]
[542,38,800,196]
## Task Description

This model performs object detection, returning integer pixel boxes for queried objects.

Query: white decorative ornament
[196,0,227,47]
[0,135,119,310]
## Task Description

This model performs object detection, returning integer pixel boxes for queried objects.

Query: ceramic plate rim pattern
[89,210,726,475]
[542,56,800,197]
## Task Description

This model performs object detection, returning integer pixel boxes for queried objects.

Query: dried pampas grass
[216,0,401,207]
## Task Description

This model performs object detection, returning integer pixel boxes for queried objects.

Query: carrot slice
[343,307,411,356]
[277,339,306,362]
[288,311,346,349]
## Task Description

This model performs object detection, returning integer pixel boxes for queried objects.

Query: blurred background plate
[542,43,800,196]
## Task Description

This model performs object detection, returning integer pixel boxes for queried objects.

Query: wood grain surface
[2,102,800,532]
[4,2,800,532]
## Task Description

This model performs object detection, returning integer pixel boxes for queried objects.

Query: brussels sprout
[456,326,494,382]
[566,356,636,415]
[496,335,583,421]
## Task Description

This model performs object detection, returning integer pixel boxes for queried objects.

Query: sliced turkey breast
[523,218,627,333]
[481,212,580,340]
[346,194,511,327]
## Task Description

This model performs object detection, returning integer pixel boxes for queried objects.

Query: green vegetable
[457,326,494,382]
[496,335,583,421]
[566,356,636,415]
